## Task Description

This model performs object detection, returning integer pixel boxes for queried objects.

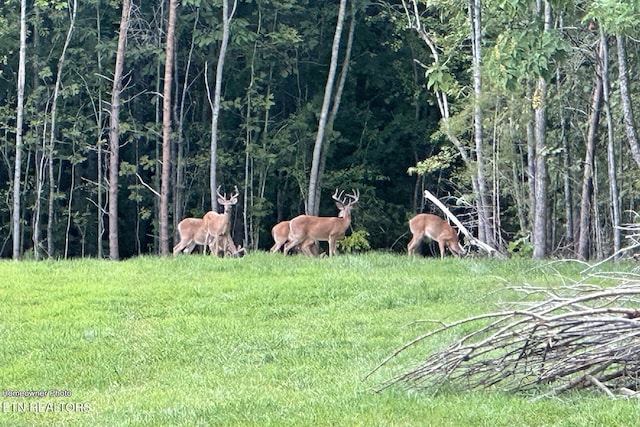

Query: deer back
[289,215,349,242]
[272,221,290,242]
[178,217,209,244]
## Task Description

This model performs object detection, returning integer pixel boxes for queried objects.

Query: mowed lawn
[1,252,639,426]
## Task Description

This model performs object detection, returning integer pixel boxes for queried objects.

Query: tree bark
[46,0,77,259]
[469,0,493,247]
[12,0,27,259]
[532,1,551,259]
[577,61,603,261]
[209,0,237,212]
[601,30,621,258]
[159,0,178,256]
[616,35,640,169]
[307,0,347,216]
[314,0,356,215]
[108,0,132,260]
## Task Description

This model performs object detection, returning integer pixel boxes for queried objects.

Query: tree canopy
[2,0,640,260]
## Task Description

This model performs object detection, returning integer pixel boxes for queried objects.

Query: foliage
[2,0,640,261]
[507,234,534,258]
[337,229,371,253]
[586,0,640,35]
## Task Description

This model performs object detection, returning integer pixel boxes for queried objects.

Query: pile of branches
[368,278,640,399]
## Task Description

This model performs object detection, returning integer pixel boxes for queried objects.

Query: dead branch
[423,189,504,257]
[369,280,640,398]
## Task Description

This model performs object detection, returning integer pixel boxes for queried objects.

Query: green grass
[0,253,639,426]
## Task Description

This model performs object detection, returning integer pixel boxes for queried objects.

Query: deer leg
[299,239,316,257]
[213,235,223,257]
[328,237,336,257]
[438,240,446,259]
[173,238,192,255]
[270,240,285,253]
[223,234,237,257]
[407,235,422,256]
[172,242,185,255]
[283,237,303,255]
[185,241,197,254]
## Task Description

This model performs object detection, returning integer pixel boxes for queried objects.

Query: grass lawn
[1,252,639,426]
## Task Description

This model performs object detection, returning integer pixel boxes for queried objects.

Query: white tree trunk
[307,0,348,216]
[209,0,238,211]
[12,0,27,259]
[601,29,621,258]
[46,0,77,258]
[108,0,131,260]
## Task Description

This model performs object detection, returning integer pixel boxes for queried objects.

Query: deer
[270,220,318,255]
[407,213,465,258]
[203,186,240,256]
[283,189,359,257]
[270,220,291,253]
[173,217,215,255]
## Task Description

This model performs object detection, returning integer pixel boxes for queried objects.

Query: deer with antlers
[407,213,465,258]
[283,189,359,257]
[173,186,241,256]
[203,186,241,256]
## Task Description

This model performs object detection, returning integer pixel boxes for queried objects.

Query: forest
[1,0,640,260]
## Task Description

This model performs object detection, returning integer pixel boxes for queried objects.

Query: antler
[332,188,345,203]
[345,189,359,205]
[332,188,359,206]
[216,185,240,206]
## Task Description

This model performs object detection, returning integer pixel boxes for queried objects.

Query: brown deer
[270,221,291,253]
[270,220,318,255]
[284,189,359,257]
[173,217,215,255]
[407,213,465,258]
[203,186,240,256]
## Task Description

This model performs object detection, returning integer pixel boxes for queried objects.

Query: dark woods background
[1,0,639,260]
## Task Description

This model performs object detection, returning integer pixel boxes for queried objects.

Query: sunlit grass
[1,253,639,426]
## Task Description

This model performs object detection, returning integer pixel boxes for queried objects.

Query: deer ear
[217,197,226,205]
[335,201,344,209]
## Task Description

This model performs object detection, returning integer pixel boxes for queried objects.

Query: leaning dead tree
[368,279,640,399]
[423,190,503,257]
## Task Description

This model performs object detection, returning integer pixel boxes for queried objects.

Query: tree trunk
[314,0,356,214]
[577,62,603,261]
[12,0,27,259]
[469,0,493,247]
[96,3,105,259]
[209,0,237,211]
[45,0,77,258]
[616,35,640,169]
[601,30,621,258]
[159,0,178,256]
[532,1,551,259]
[307,0,347,216]
[108,0,132,260]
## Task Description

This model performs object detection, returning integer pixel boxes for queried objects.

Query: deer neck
[338,209,352,229]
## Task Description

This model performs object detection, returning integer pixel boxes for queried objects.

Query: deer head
[407,213,465,258]
[284,189,359,256]
[203,186,240,255]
